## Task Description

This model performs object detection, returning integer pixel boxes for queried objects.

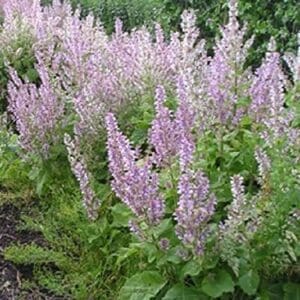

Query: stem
[218,126,224,170]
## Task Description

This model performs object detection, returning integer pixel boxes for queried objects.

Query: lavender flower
[219,175,247,245]
[106,113,165,225]
[229,175,246,218]
[208,0,253,125]
[283,33,300,83]
[175,170,216,255]
[254,148,271,185]
[148,85,177,166]
[175,78,196,171]
[159,238,170,251]
[8,61,64,156]
[64,134,100,220]
[250,39,291,143]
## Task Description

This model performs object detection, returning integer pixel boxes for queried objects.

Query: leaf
[36,172,47,196]
[201,270,234,298]
[154,218,173,238]
[116,247,139,266]
[180,260,202,280]
[111,203,132,227]
[163,284,207,300]
[166,247,184,265]
[144,243,158,263]
[284,283,300,300]
[259,283,284,300]
[119,271,167,300]
[238,270,260,295]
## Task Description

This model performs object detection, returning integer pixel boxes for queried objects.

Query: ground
[0,202,65,300]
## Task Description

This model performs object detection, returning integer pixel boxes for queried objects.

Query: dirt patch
[0,203,66,299]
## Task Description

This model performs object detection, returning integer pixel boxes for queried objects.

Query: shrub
[1,0,299,298]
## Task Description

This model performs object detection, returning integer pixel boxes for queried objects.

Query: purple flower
[64,134,100,220]
[175,170,216,255]
[250,39,291,143]
[8,61,64,156]
[230,175,246,217]
[175,77,196,171]
[148,85,177,166]
[106,113,165,225]
[219,175,247,240]
[208,0,253,125]
[159,238,170,251]
[255,148,271,185]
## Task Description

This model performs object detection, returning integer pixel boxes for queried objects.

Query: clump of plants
[0,0,299,299]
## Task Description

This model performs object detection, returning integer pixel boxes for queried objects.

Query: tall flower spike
[64,134,100,220]
[208,0,253,125]
[175,170,216,256]
[106,113,165,226]
[178,10,209,130]
[219,175,247,241]
[105,113,136,181]
[148,85,177,166]
[250,38,290,143]
[175,77,196,171]
[230,175,246,217]
[255,148,271,185]
[283,33,300,83]
[219,174,250,275]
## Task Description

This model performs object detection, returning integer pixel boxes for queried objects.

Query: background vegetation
[41,0,299,65]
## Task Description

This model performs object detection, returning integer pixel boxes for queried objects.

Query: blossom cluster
[175,170,216,255]
[148,80,195,170]
[3,0,183,150]
[64,133,100,220]
[7,61,64,156]
[105,113,164,226]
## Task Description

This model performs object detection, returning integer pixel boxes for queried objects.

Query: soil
[0,203,65,300]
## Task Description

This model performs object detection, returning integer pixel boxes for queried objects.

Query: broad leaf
[163,284,207,300]
[180,260,202,280]
[111,203,132,227]
[201,270,234,298]
[119,271,167,300]
[238,270,260,295]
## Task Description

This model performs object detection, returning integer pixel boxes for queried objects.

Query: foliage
[4,186,134,299]
[0,0,299,299]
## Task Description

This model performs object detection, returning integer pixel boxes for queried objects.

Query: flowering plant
[0,0,299,298]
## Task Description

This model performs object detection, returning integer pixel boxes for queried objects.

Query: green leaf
[259,283,284,300]
[180,260,202,280]
[284,283,300,300]
[119,271,167,300]
[36,172,47,196]
[166,247,184,265]
[201,270,234,298]
[154,218,173,238]
[144,243,158,263]
[163,284,207,300]
[116,247,139,266]
[111,203,132,227]
[238,270,260,295]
